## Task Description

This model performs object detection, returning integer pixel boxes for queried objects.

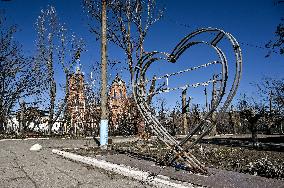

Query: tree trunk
[63,74,70,134]
[251,123,258,147]
[19,100,26,136]
[48,79,56,135]
[100,0,109,149]
[101,0,108,121]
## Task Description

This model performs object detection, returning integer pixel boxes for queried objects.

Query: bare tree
[266,21,284,57]
[35,6,85,135]
[238,95,265,146]
[83,0,164,136]
[83,0,164,97]
[114,97,140,136]
[265,1,284,57]
[35,6,58,135]
[16,105,46,133]
[57,28,86,128]
[257,77,284,113]
[256,77,284,134]
[0,11,36,133]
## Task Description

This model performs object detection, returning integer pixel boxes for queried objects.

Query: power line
[164,16,280,55]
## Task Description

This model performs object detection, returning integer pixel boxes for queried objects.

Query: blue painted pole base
[100,119,108,149]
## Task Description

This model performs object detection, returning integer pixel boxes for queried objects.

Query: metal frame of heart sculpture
[132,27,242,173]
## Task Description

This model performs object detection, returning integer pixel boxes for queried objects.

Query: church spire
[75,49,81,73]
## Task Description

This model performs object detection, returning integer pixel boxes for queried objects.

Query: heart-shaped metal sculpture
[132,28,242,173]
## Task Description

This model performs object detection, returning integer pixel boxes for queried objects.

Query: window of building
[113,90,116,99]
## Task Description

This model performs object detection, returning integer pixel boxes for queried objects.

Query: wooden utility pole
[204,87,208,112]
[210,74,217,136]
[211,74,217,108]
[100,0,108,149]
[182,89,188,134]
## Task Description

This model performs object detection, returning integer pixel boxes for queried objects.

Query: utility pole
[204,87,208,112]
[100,0,108,149]
[210,74,217,136]
[211,74,217,108]
[182,89,188,134]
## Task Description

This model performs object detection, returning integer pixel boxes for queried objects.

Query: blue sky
[1,0,283,109]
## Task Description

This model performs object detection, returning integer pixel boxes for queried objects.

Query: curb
[0,137,50,142]
[0,136,139,143]
[52,149,200,188]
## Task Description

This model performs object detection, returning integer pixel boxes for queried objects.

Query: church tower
[108,74,128,129]
[67,60,86,135]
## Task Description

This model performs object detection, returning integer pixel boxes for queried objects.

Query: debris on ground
[64,138,284,180]
[30,143,42,151]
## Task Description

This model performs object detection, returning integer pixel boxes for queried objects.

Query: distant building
[66,70,142,136]
[67,66,86,134]
[108,74,129,130]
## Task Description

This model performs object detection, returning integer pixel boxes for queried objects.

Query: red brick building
[108,75,129,129]
[67,66,86,134]
[66,71,143,135]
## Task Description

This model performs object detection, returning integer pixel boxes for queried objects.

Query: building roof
[112,74,125,86]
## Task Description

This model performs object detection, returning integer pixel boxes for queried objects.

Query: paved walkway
[0,139,150,188]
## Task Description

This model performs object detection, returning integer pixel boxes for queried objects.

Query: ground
[0,139,150,188]
[0,136,283,188]
[67,135,284,180]
[114,137,284,179]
